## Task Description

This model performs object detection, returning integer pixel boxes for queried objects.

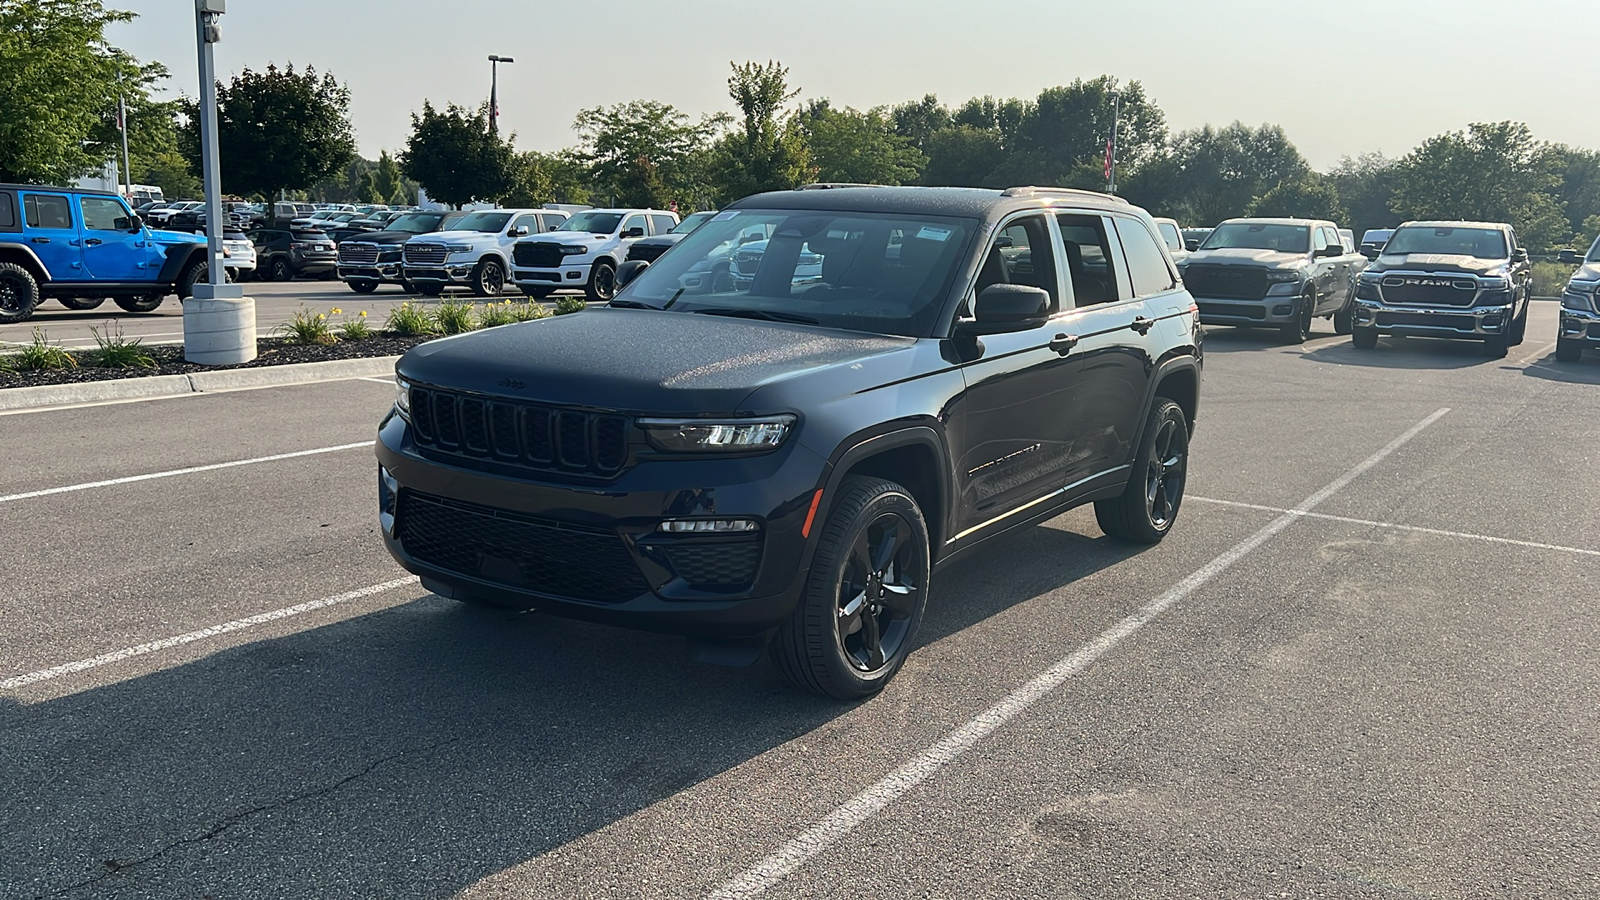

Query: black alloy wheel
[0,262,40,324]
[1509,299,1528,345]
[270,258,293,282]
[1095,399,1189,543]
[586,261,617,302]
[1281,294,1314,343]
[58,296,107,311]
[773,476,931,699]
[472,259,505,297]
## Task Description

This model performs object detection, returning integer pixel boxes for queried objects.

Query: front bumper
[1351,296,1514,339]
[291,251,338,274]
[1192,286,1303,327]
[513,260,593,288]
[1559,301,1600,346]
[340,263,405,284]
[374,411,829,637]
[403,262,478,285]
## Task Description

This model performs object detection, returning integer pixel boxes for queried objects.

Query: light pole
[488,55,513,134]
[186,0,255,365]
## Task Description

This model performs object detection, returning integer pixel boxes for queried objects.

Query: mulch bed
[0,334,435,390]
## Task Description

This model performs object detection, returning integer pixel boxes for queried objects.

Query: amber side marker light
[801,489,825,538]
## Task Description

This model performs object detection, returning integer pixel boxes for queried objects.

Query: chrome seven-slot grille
[1182,265,1269,301]
[408,385,630,477]
[339,243,379,265]
[513,242,566,268]
[1379,274,1478,307]
[404,244,449,267]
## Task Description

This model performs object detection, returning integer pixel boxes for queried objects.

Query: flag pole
[1106,91,1120,195]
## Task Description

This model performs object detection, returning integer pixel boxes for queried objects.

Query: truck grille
[404,244,449,267]
[397,491,649,604]
[1379,275,1478,307]
[514,242,566,268]
[733,250,762,278]
[339,243,379,265]
[409,385,630,478]
[1182,265,1269,301]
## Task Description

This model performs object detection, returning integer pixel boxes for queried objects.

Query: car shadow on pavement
[1513,352,1600,385]
[1297,334,1499,370]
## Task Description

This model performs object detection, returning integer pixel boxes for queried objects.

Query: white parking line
[1188,496,1600,557]
[357,376,394,384]
[0,576,420,691]
[0,441,371,506]
[706,407,1451,900]
[1512,340,1557,366]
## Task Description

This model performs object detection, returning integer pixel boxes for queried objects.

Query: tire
[471,258,506,297]
[522,287,554,300]
[1351,326,1379,349]
[59,296,107,311]
[1095,399,1189,544]
[0,262,40,324]
[113,293,164,313]
[269,258,294,282]
[1508,299,1528,346]
[1332,301,1354,335]
[771,476,931,700]
[176,260,207,299]
[710,262,735,294]
[400,279,420,295]
[584,260,617,302]
[1483,335,1509,359]
[1555,337,1584,363]
[1280,294,1314,343]
[347,279,379,294]
[416,283,444,297]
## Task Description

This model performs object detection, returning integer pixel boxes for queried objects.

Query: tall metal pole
[487,55,513,134]
[195,2,226,287]
[1107,92,1121,195]
[118,95,132,200]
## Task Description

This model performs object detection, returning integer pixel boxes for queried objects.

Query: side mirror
[1360,246,1381,260]
[1559,248,1579,265]
[511,226,530,237]
[1185,239,1199,252]
[959,284,1050,335]
[1317,245,1342,258]
[615,259,650,289]
[622,226,646,238]
[1511,248,1528,263]
[123,216,141,232]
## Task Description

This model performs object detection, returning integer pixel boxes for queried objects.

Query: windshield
[614,209,976,338]
[385,213,448,234]
[1200,223,1310,253]
[671,211,717,234]
[558,211,624,234]
[1382,226,1507,259]
[449,211,513,233]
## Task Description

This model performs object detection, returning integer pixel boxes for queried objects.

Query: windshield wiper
[690,307,819,325]
[607,298,659,309]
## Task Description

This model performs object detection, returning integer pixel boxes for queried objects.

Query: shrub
[277,305,337,344]
[432,298,476,335]
[10,328,77,370]
[553,296,587,316]
[85,322,155,369]
[476,300,516,328]
[1531,261,1578,297]
[510,299,551,322]
[385,301,436,336]
[337,309,373,340]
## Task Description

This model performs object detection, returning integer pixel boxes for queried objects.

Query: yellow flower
[329,307,342,315]
[359,310,367,317]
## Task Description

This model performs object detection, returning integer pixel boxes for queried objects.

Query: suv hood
[397,308,914,412]
[1571,262,1600,282]
[148,229,204,245]
[1369,253,1507,276]
[1184,248,1306,267]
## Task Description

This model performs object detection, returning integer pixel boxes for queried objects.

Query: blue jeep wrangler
[0,183,210,323]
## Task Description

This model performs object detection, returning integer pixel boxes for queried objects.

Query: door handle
[84,238,102,246]
[1048,333,1079,356]
[30,237,49,244]
[1129,316,1155,335]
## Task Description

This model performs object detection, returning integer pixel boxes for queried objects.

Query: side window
[1056,213,1121,306]
[1320,227,1340,252]
[0,192,15,230]
[649,214,676,236]
[1156,221,1182,252]
[1112,217,1177,298]
[24,193,73,230]
[540,214,564,232]
[973,215,1059,312]
[621,215,647,238]
[510,213,540,234]
[81,196,131,231]
[1312,227,1329,252]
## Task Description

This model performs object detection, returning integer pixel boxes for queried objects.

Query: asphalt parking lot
[3,301,1597,899]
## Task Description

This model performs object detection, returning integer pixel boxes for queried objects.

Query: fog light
[1482,314,1503,329]
[379,466,399,535]
[658,518,760,533]
[1273,305,1292,316]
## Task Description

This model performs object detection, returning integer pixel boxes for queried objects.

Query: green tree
[1389,121,1566,250]
[1155,122,1310,225]
[399,100,517,207]
[1247,174,1347,223]
[370,150,406,205]
[713,60,811,202]
[800,101,925,185]
[179,63,356,199]
[572,100,725,207]
[0,0,161,184]
[888,94,951,153]
[992,77,1167,189]
[920,125,1007,188]
[1549,146,1600,245]
[1327,152,1401,240]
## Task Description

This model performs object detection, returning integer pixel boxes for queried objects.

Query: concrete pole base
[183,294,257,365]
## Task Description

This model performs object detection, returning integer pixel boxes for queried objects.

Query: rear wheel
[1095,400,1189,544]
[347,280,379,294]
[771,476,930,700]
[176,260,207,299]
[269,258,293,282]
[113,293,164,313]
[1555,337,1584,362]
[59,296,107,311]
[1351,326,1379,349]
[0,262,40,324]
[1332,300,1354,335]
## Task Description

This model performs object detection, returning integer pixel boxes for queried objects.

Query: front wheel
[1555,337,1584,362]
[1280,295,1313,343]
[347,279,379,294]
[1351,326,1379,349]
[1095,399,1189,544]
[59,296,107,311]
[1483,335,1510,359]
[471,258,506,297]
[771,477,931,700]
[1508,299,1528,345]
[584,261,616,302]
[415,283,444,297]
[1332,301,1354,335]
[522,287,554,300]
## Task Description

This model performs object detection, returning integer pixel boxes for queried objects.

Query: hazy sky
[109,0,1600,171]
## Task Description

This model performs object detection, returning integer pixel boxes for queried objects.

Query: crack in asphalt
[36,736,465,899]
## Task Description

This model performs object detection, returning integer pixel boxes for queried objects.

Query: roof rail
[794,182,880,191]
[1001,185,1128,204]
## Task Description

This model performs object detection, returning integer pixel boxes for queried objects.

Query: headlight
[1564,282,1599,311]
[1358,270,1383,284]
[560,245,589,256]
[1479,276,1510,290]
[1264,270,1302,283]
[639,415,796,453]
[442,244,474,253]
[394,375,411,419]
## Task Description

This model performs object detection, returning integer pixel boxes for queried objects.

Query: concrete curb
[0,355,399,413]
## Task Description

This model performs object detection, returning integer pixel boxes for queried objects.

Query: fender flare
[807,423,954,559]
[0,242,51,282]
[1131,353,1202,455]
[156,244,207,285]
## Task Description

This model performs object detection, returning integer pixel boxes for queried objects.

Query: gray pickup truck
[1178,217,1366,342]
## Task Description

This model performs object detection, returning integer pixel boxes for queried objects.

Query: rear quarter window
[649,214,677,236]
[0,192,15,230]
[1112,217,1177,298]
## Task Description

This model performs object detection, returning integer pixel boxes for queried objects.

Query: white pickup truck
[401,208,569,296]
[510,208,679,300]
